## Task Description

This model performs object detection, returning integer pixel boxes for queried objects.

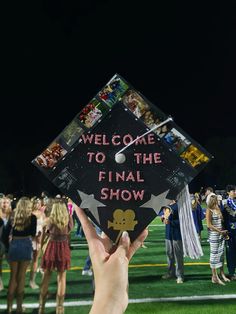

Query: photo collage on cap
[33,74,130,172]
[33,73,211,174]
[119,82,210,172]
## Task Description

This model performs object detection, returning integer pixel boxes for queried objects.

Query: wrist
[90,295,127,314]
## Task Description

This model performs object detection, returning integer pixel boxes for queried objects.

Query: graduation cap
[32,74,212,245]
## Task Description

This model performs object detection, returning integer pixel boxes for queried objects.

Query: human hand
[75,206,148,314]
[221,230,228,235]
[221,230,229,240]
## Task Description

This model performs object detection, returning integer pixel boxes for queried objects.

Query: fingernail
[122,231,129,238]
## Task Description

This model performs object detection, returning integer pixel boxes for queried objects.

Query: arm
[40,218,50,245]
[75,206,148,314]
[162,207,171,225]
[206,209,227,234]
[68,215,74,233]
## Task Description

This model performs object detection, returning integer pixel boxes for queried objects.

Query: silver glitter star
[140,190,171,215]
[77,190,106,223]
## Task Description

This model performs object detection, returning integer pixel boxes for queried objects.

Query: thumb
[115,231,130,258]
[127,228,148,261]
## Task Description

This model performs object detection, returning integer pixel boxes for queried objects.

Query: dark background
[1,0,236,196]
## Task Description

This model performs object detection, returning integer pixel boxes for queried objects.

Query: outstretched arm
[74,206,148,314]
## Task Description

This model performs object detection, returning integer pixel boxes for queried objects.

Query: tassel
[177,185,203,259]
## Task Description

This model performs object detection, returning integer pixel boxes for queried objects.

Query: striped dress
[209,210,225,269]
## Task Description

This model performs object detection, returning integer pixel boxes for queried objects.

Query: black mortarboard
[32,74,212,242]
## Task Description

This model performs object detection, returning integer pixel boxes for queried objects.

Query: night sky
[1,0,236,196]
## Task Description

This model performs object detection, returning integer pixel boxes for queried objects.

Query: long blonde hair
[13,197,32,231]
[208,194,223,219]
[49,201,69,230]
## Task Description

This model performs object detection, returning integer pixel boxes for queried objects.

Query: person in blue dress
[191,193,204,240]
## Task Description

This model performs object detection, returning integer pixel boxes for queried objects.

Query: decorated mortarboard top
[32,74,212,243]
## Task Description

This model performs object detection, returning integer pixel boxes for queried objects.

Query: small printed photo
[163,128,191,154]
[122,90,150,118]
[34,142,67,169]
[143,111,162,129]
[138,106,167,132]
[153,120,172,138]
[98,75,129,107]
[166,168,193,189]
[78,98,108,128]
[53,167,77,191]
[180,144,210,169]
[61,120,84,147]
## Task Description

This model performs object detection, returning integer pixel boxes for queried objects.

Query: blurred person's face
[36,199,42,210]
[228,190,236,198]
[1,198,11,210]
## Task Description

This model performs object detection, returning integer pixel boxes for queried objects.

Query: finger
[74,205,98,242]
[127,228,148,261]
[115,231,130,259]
[100,233,114,252]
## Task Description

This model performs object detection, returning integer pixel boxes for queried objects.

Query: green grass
[69,301,236,314]
[1,217,236,313]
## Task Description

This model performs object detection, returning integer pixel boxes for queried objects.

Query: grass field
[1,217,236,313]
